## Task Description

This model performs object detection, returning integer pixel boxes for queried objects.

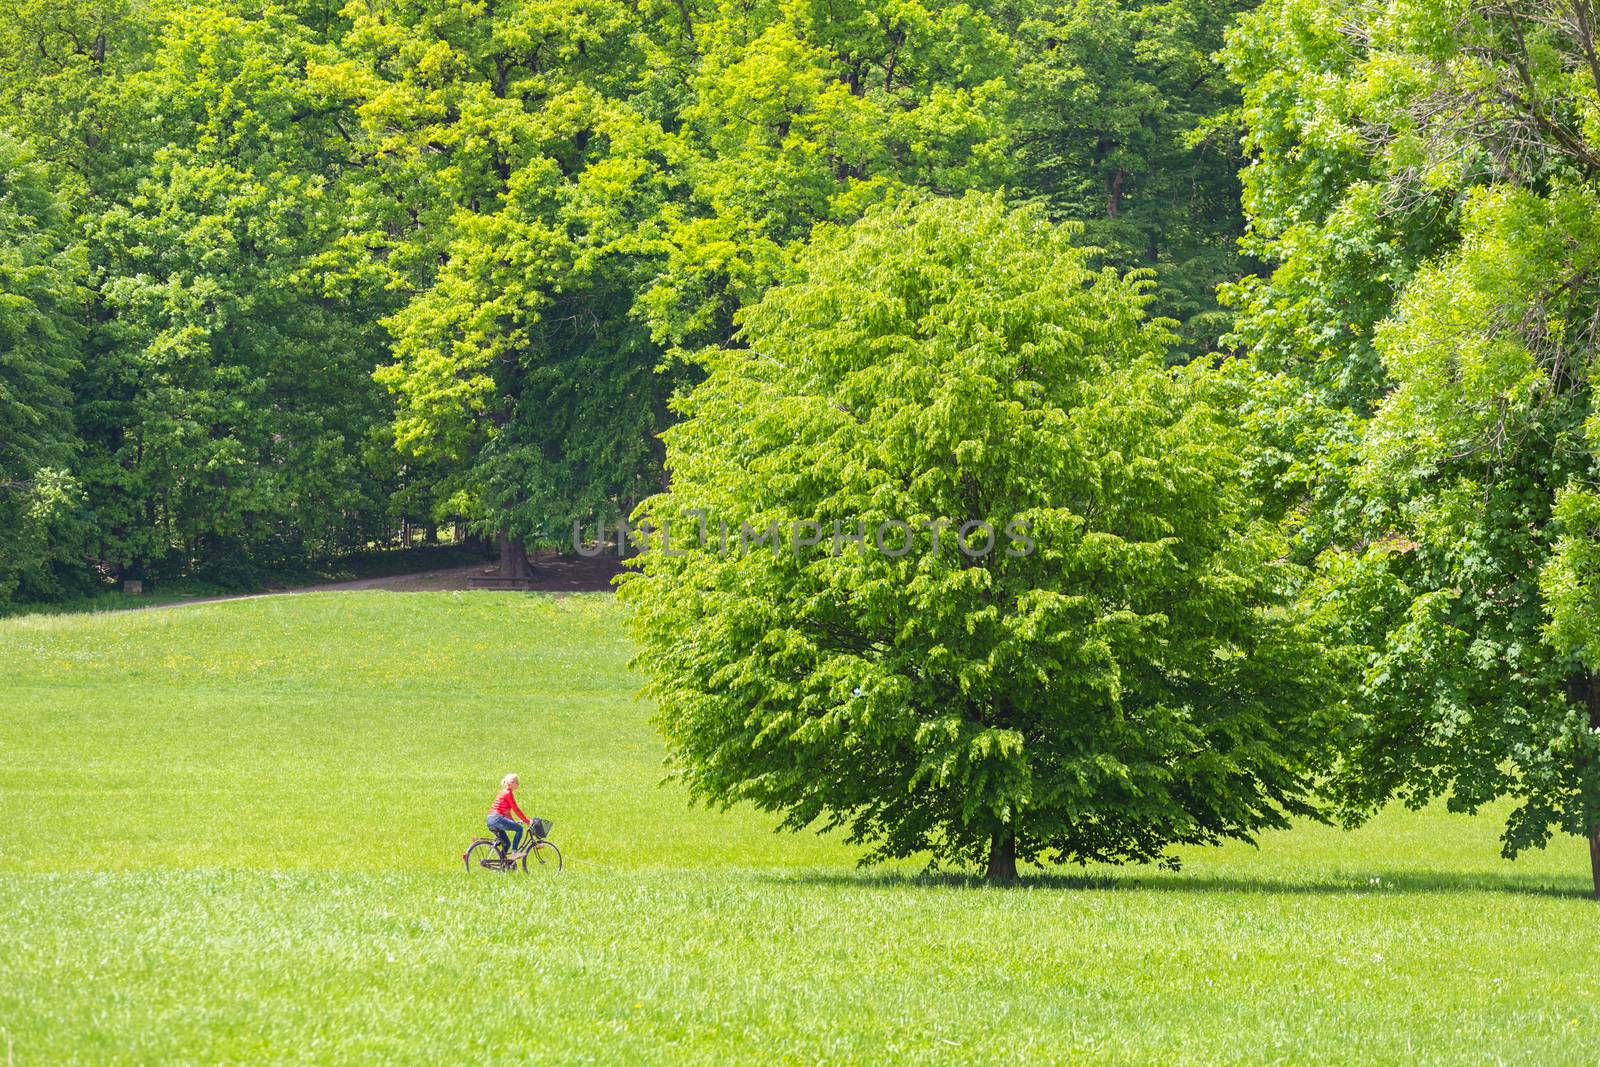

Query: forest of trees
[7,0,1600,882]
[0,0,1249,598]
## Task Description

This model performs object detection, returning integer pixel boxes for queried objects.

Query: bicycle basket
[531,817,551,840]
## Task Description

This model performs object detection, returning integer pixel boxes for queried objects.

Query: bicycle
[463,816,562,874]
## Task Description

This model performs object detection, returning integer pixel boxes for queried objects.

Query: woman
[486,772,529,855]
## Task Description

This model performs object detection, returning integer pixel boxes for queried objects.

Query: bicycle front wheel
[521,840,562,874]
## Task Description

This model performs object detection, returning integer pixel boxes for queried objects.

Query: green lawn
[2,593,1597,1064]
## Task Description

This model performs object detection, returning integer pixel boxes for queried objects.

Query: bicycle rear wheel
[522,840,561,874]
[465,839,506,872]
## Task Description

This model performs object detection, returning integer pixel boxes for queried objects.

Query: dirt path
[144,553,624,610]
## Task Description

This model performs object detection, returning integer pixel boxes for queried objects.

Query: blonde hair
[501,773,519,789]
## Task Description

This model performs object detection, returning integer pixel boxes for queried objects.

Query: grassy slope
[1,593,1597,1064]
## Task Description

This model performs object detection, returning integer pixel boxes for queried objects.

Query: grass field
[3,592,1599,1064]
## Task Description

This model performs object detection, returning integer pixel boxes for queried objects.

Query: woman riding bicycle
[486,773,530,855]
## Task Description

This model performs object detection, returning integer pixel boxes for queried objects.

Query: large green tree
[621,194,1339,880]
[317,0,684,572]
[0,133,87,604]
[0,0,402,587]
[74,2,395,583]
[1227,0,1600,894]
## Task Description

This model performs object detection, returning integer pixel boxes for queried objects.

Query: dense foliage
[0,133,85,601]
[1016,0,1253,354]
[1225,0,1600,889]
[621,195,1339,879]
[0,0,1249,596]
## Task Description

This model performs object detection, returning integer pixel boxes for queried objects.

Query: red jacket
[489,787,527,821]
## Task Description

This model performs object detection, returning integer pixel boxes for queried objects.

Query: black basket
[530,817,552,840]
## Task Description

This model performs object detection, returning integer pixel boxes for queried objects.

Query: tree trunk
[1569,671,1600,900]
[1590,822,1600,901]
[1105,168,1126,218]
[497,531,532,579]
[619,500,639,558]
[986,826,1017,883]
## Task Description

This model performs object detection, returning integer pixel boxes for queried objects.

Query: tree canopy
[0,0,1254,595]
[1225,0,1600,890]
[621,194,1340,879]
[0,132,85,601]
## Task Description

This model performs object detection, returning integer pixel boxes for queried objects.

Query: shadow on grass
[758,866,1595,901]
